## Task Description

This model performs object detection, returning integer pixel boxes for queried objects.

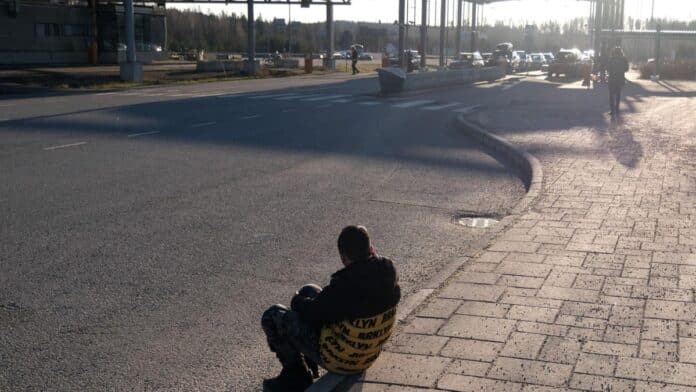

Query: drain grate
[457,217,499,228]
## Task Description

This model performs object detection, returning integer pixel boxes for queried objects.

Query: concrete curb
[308,114,544,392]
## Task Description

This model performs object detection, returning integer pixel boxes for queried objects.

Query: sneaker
[263,366,313,392]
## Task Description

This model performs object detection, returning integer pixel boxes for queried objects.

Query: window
[63,24,88,37]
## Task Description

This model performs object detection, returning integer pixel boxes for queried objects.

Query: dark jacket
[608,56,629,89]
[292,255,401,328]
[351,49,358,61]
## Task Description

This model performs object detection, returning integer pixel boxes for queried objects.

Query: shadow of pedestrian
[606,116,643,168]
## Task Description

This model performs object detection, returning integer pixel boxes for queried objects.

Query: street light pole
[399,0,406,68]
[439,0,446,68]
[420,0,427,69]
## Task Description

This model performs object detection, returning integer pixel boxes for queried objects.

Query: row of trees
[166,9,694,57]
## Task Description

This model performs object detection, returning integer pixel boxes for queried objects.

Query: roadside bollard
[305,53,313,74]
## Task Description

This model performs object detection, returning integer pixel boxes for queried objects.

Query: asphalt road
[1,72,529,391]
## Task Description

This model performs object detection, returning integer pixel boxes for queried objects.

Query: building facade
[0,0,166,65]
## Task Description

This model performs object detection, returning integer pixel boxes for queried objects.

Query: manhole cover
[457,217,499,228]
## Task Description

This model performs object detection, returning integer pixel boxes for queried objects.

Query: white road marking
[191,121,216,128]
[274,94,313,100]
[128,131,161,138]
[249,93,297,99]
[240,114,261,120]
[330,99,352,103]
[43,142,87,150]
[422,102,462,111]
[358,101,382,106]
[301,94,348,102]
[454,105,483,114]
[392,100,434,108]
[95,92,117,96]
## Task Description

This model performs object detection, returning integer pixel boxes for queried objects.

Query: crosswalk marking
[392,100,434,109]
[422,102,462,111]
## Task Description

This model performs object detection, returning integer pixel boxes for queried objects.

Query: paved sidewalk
[353,76,696,391]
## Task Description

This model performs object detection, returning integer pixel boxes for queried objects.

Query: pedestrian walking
[607,46,629,116]
[261,225,401,391]
[351,46,359,75]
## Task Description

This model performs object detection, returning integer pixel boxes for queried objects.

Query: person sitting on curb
[261,225,401,391]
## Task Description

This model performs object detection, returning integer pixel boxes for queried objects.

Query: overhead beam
[163,0,350,4]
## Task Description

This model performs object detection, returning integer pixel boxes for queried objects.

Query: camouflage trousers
[261,287,324,375]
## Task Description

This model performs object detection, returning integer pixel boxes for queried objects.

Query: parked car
[449,52,485,69]
[514,51,528,71]
[495,42,514,52]
[481,52,493,63]
[487,48,519,73]
[543,52,555,63]
[388,50,421,72]
[358,52,373,61]
[548,49,584,77]
[529,53,547,71]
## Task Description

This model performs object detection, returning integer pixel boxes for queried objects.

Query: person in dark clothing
[351,47,359,75]
[261,225,401,392]
[607,46,629,116]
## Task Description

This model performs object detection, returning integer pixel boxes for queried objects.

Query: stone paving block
[567,327,604,342]
[504,252,547,264]
[488,357,573,387]
[445,359,491,377]
[632,286,693,301]
[345,382,436,392]
[645,299,696,320]
[567,242,616,254]
[476,251,508,264]
[439,283,505,302]
[583,341,638,357]
[438,315,516,342]
[608,305,643,327]
[538,336,582,364]
[680,322,696,338]
[496,261,553,278]
[604,325,641,344]
[500,332,547,359]
[506,305,559,323]
[555,315,606,330]
[641,318,678,342]
[545,271,576,288]
[402,317,446,335]
[462,262,498,273]
[505,287,539,297]
[517,321,568,337]
[680,337,696,364]
[454,271,500,285]
[387,333,449,356]
[455,301,510,318]
[573,274,606,290]
[498,275,545,289]
[601,284,633,297]
[545,256,584,267]
[634,381,696,392]
[639,339,678,362]
[489,241,541,253]
[500,295,563,309]
[574,352,617,376]
[569,374,634,392]
[537,286,599,303]
[680,275,696,290]
[416,298,461,319]
[559,301,611,319]
[439,338,503,362]
[616,356,696,385]
[362,352,451,388]
[521,386,579,392]
[437,374,524,392]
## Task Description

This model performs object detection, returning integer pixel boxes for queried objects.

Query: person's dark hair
[612,46,625,58]
[337,225,371,262]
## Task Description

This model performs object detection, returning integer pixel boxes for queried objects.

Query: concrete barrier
[378,66,505,94]
[195,59,262,74]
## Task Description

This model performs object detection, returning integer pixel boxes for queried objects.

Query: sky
[172,0,696,25]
